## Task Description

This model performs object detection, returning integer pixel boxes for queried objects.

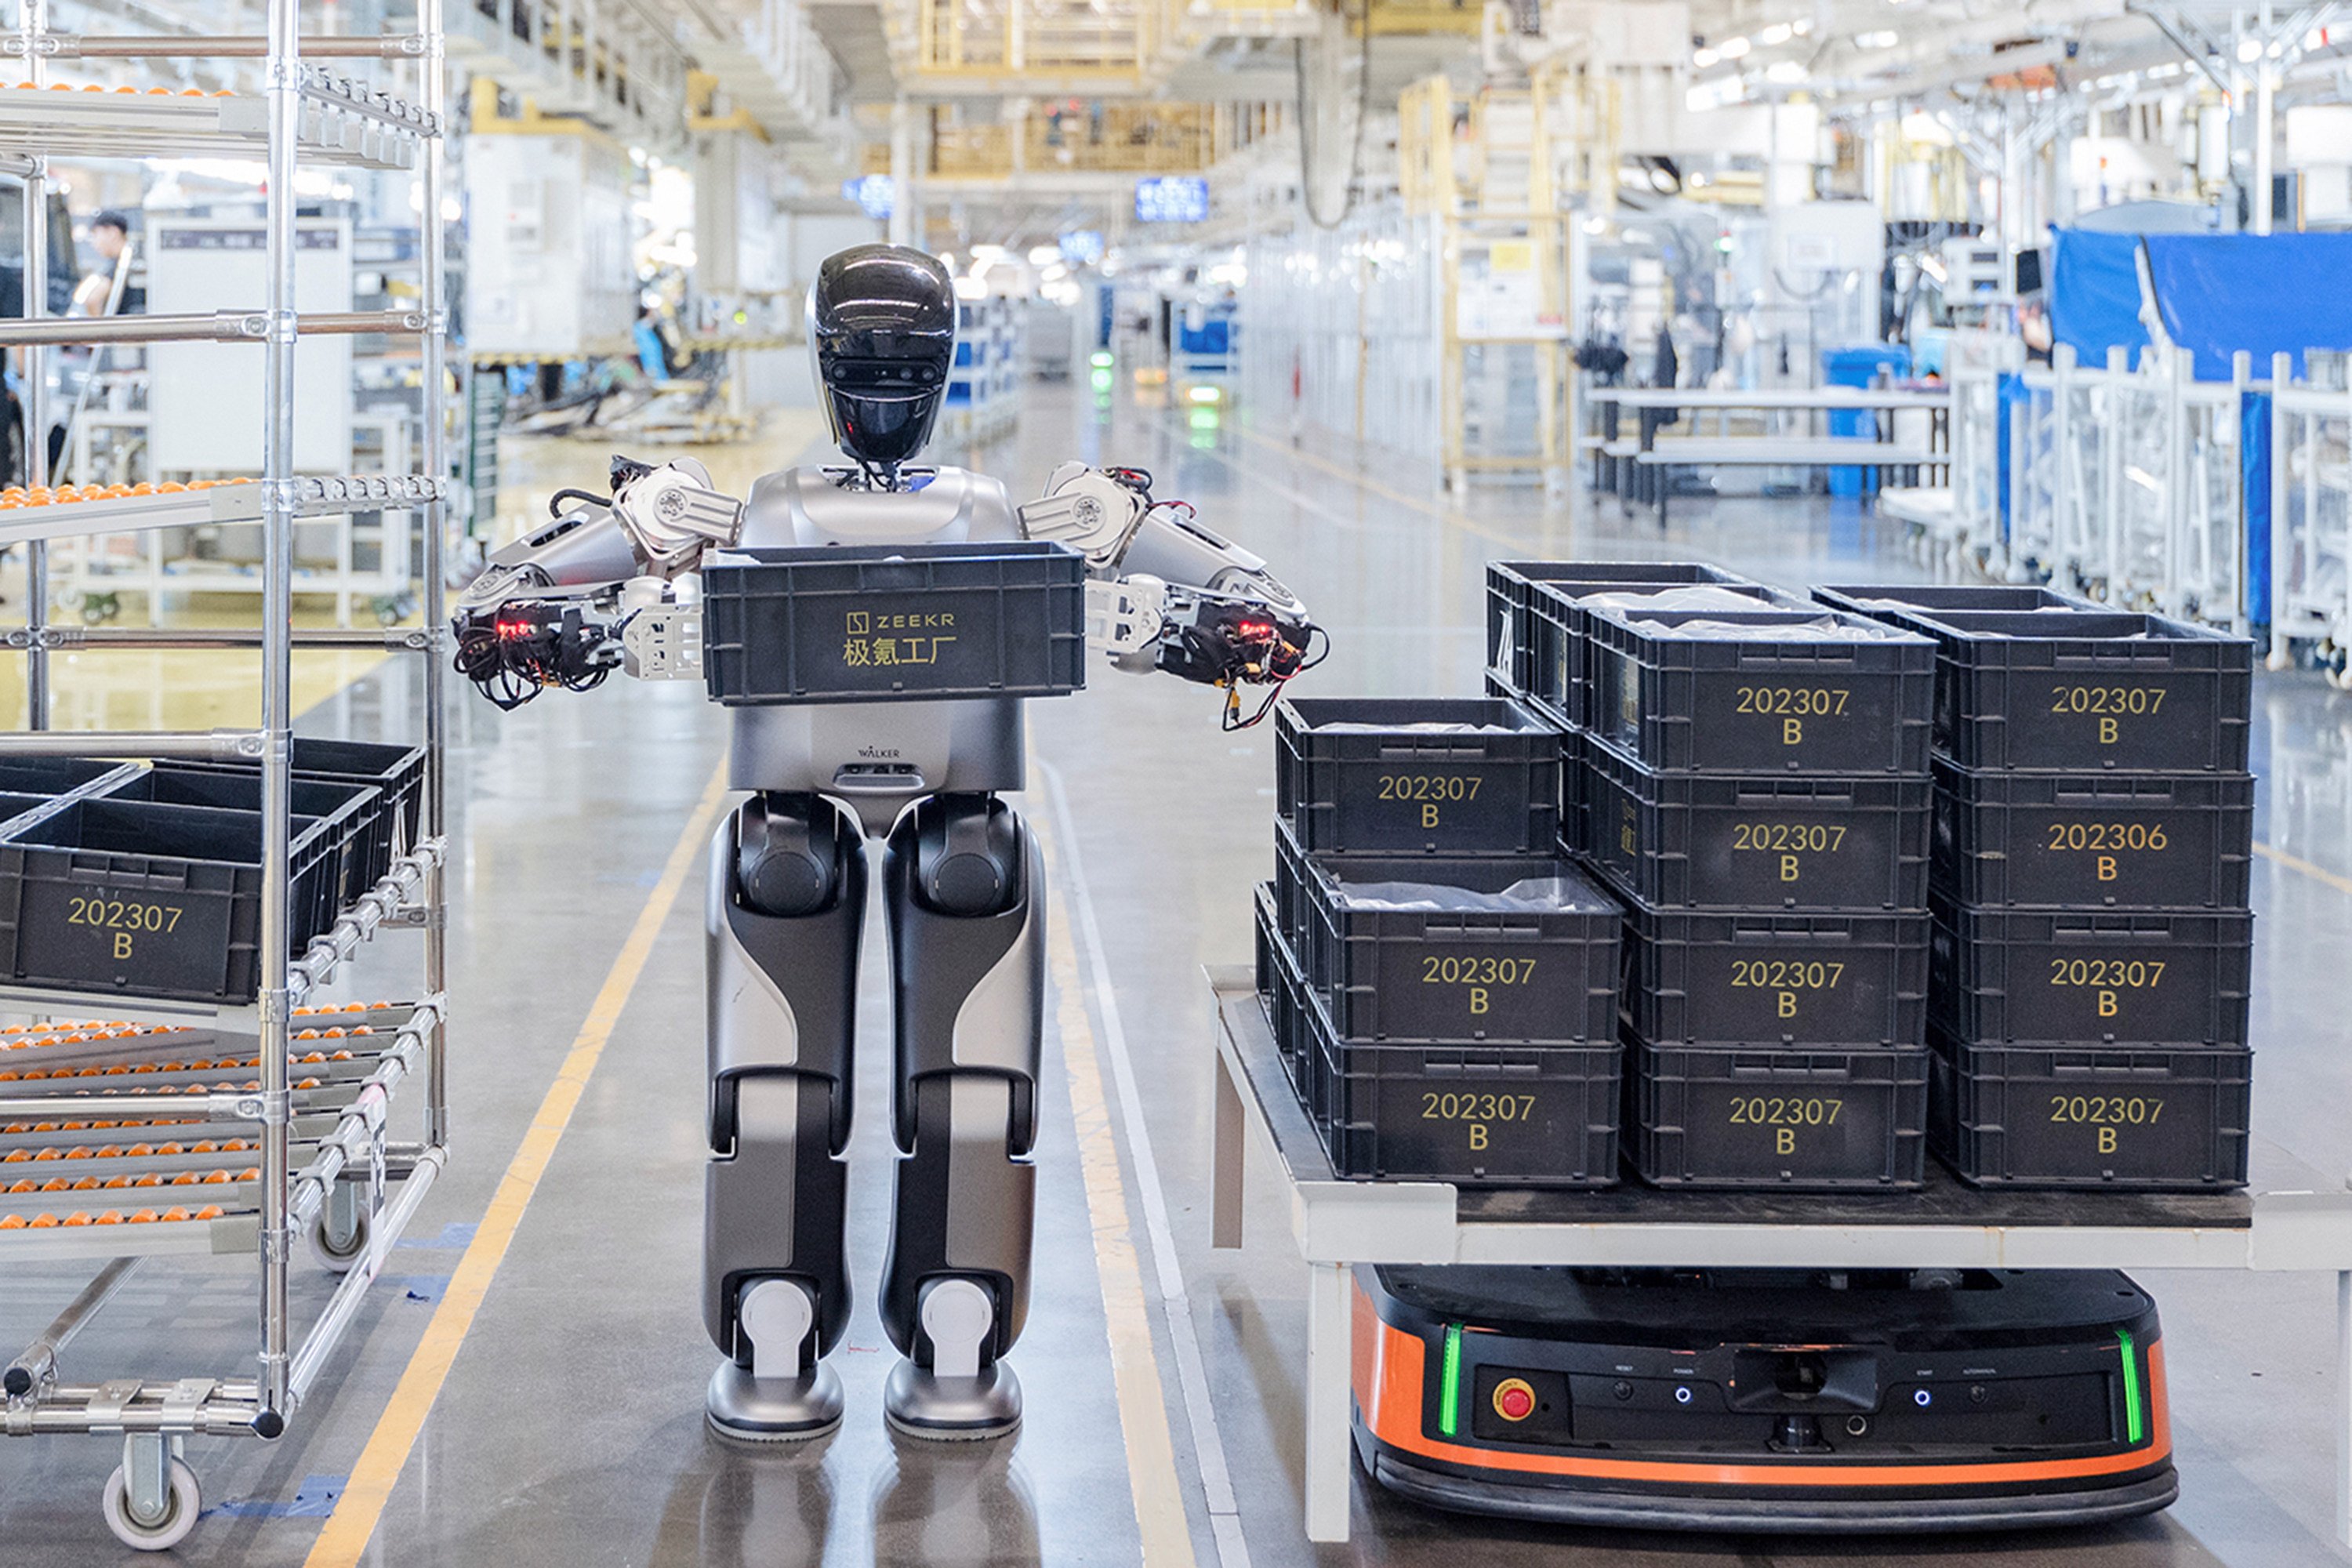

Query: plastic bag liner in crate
[0,798,338,1004]
[1483,561,1757,719]
[1297,850,1621,1045]
[1629,1041,1928,1189]
[1525,579,1791,730]
[1583,735,1930,912]
[1275,696,1563,856]
[1928,1033,2250,1189]
[1931,760,2255,909]
[96,765,381,942]
[1622,899,1929,1049]
[178,737,426,884]
[700,541,1087,706]
[1583,606,1933,775]
[1928,896,2253,1048]
[1814,584,2101,620]
[1871,608,2252,773]
[1303,995,1621,1186]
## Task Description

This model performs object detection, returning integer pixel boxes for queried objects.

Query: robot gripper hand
[1018,463,1325,730]
[451,455,744,710]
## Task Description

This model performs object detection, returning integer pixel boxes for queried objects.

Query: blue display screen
[840,175,895,220]
[1059,230,1105,263]
[1134,178,1209,224]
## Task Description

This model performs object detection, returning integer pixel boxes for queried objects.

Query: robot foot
[706,1359,847,1444]
[882,1358,1022,1443]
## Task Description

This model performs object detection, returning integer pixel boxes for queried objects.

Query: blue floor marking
[202,1474,345,1519]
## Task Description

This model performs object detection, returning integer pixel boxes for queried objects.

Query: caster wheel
[102,1457,199,1552]
[307,1203,371,1274]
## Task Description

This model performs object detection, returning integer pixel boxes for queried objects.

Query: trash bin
[1821,344,1913,497]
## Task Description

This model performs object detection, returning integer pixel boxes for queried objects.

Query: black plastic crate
[1272,815,1314,945]
[1559,726,1587,858]
[1275,697,1564,856]
[0,798,339,1003]
[701,541,1087,706]
[1525,577,1788,728]
[0,758,140,799]
[1814,583,2101,619]
[1929,898,2253,1047]
[1932,760,2256,909]
[1629,1040,1928,1189]
[1254,884,1314,1098]
[1582,737,1930,911]
[96,765,382,938]
[1483,561,1759,717]
[1622,900,1929,1048]
[1297,851,1622,1044]
[1584,606,1934,775]
[1305,1001,1621,1186]
[180,737,426,885]
[1929,1034,2250,1189]
[1882,608,2252,772]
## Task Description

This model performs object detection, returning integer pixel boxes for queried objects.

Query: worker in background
[70,212,139,317]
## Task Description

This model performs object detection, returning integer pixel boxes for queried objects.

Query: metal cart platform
[1205,967,2352,1545]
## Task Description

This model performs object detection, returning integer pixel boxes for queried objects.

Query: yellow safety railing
[1021,102,1215,172]
[1398,66,1621,218]
[924,102,1221,177]
[1359,0,1483,36]
[912,0,1167,82]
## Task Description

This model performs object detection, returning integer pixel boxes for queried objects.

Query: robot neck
[825,463,937,494]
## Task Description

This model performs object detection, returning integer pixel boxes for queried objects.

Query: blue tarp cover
[2049,230,2150,371]
[2050,229,2352,381]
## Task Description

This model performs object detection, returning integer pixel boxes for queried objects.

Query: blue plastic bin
[1822,345,1913,497]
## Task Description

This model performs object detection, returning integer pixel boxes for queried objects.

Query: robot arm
[1017,463,1322,727]
[451,455,744,709]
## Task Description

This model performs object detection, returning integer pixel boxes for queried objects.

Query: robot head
[807,245,956,476]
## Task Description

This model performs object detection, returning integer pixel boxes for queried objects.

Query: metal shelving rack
[0,0,451,1549]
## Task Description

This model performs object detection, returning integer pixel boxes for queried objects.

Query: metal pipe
[5,1387,264,1437]
[5,626,434,652]
[20,0,47,733]
[419,0,450,1155]
[4,1258,140,1397]
[2255,0,2278,235]
[0,728,260,757]
[255,0,301,1430]
[24,33,428,57]
[285,1146,442,1406]
[0,310,426,347]
[0,1089,263,1119]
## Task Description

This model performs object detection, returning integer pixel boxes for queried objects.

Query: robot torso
[728,464,1028,836]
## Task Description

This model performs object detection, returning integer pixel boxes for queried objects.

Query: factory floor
[0,376,2347,1567]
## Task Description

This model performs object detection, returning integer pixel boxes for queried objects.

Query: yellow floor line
[1040,829,1200,1568]
[2253,839,2352,898]
[303,762,731,1568]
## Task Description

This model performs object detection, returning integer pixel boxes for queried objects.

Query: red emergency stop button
[1492,1377,1537,1422]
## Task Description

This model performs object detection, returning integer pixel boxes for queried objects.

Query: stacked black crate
[1262,697,1625,1187]
[1831,596,2258,1189]
[1575,604,1941,1189]
[1483,561,1783,856]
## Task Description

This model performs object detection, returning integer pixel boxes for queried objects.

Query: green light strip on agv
[1439,1325,1463,1437]
[2118,1330,2144,1444]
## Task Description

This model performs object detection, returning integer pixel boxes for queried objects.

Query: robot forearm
[1018,463,1320,721]
[451,456,745,709]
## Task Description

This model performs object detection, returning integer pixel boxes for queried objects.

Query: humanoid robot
[451,245,1316,1442]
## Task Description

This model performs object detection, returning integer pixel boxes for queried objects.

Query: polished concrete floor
[0,376,2348,1566]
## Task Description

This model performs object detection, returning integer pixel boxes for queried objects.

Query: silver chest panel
[727,466,1028,833]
